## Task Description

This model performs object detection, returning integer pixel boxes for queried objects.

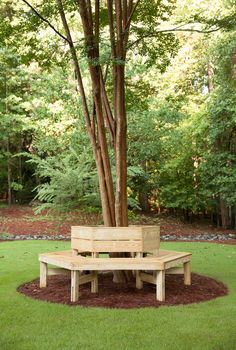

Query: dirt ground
[1,205,236,239]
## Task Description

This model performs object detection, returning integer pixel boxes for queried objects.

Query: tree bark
[234,205,236,229]
[56,0,139,282]
[139,193,150,212]
[207,62,214,92]
[219,197,230,229]
[115,65,128,226]
[58,0,116,226]
[22,0,141,283]
[7,138,12,206]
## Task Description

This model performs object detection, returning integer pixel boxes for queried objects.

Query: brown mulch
[0,206,101,236]
[1,205,236,239]
[17,272,227,309]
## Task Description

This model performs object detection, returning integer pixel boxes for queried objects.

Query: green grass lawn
[0,241,236,350]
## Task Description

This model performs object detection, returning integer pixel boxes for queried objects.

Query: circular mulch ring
[17,272,228,309]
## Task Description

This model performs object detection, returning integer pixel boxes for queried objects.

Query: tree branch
[115,0,123,58]
[95,0,100,54]
[100,71,116,141]
[123,0,139,56]
[107,0,117,58]
[128,24,223,49]
[87,0,94,33]
[125,0,140,32]
[22,0,91,129]
[122,0,128,31]
[21,0,71,44]
[56,0,93,141]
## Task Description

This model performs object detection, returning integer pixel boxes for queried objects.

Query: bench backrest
[71,226,160,254]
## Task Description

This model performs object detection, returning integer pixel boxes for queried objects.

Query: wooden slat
[48,268,70,276]
[40,250,72,257]
[140,272,156,284]
[165,267,184,275]
[143,240,160,253]
[72,232,142,240]
[71,225,162,253]
[71,226,142,240]
[72,238,143,252]
[165,256,191,270]
[79,273,96,285]
[71,238,93,252]
[39,250,191,273]
[70,257,164,270]
[142,226,160,252]
[149,248,159,256]
[92,240,142,252]
[39,255,74,270]
[47,268,97,285]
[157,250,191,258]
[142,227,160,242]
[40,254,161,270]
[71,226,96,240]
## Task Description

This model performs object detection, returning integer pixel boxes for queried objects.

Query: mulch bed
[17,272,227,309]
[1,205,236,238]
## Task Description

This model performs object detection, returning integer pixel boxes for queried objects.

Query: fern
[29,149,100,213]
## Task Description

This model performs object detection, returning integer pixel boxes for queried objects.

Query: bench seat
[40,250,191,270]
[39,249,192,302]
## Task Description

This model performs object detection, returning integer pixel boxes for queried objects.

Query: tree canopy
[0,0,236,228]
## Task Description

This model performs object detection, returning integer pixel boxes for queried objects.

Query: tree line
[0,0,236,228]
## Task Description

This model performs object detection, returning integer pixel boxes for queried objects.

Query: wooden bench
[39,226,192,302]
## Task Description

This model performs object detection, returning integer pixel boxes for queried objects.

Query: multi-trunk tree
[16,0,231,229]
[21,0,178,227]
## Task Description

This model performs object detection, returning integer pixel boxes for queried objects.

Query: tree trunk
[7,138,12,206]
[219,197,230,229]
[234,205,236,229]
[115,65,128,226]
[138,160,150,212]
[57,0,136,283]
[207,62,214,92]
[139,192,150,212]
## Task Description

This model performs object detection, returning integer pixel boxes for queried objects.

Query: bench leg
[184,261,191,285]
[40,262,47,288]
[91,253,98,293]
[91,272,98,293]
[136,270,143,289]
[71,270,79,302]
[156,270,165,301]
[136,252,143,289]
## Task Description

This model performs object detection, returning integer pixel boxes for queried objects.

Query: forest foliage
[0,0,236,228]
